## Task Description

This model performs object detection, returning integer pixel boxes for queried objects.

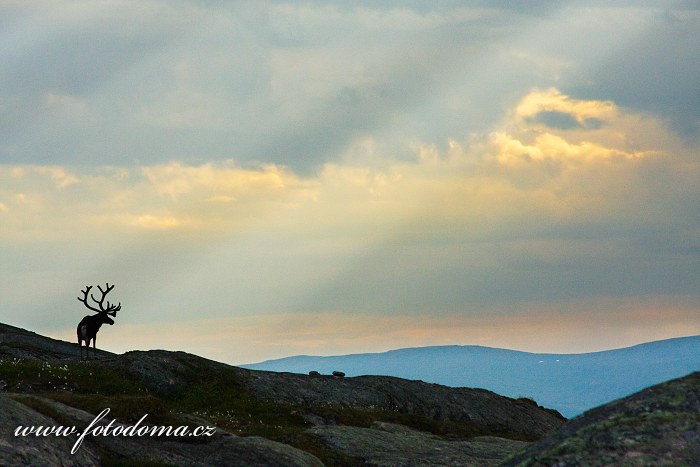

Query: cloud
[0,1,585,171]
[2,87,698,361]
[141,162,297,199]
[0,87,694,244]
[570,7,700,138]
[514,87,616,124]
[130,214,190,230]
[489,131,647,167]
[207,195,237,204]
[5,1,695,178]
[1,1,698,364]
[34,166,79,188]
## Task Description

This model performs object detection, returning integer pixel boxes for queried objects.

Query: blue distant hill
[243,335,700,418]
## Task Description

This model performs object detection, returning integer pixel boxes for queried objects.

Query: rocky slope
[108,350,563,440]
[308,422,529,467]
[0,323,564,466]
[0,393,323,467]
[0,323,113,361]
[3,322,697,466]
[502,371,700,466]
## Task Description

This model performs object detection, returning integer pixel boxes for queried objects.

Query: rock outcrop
[308,422,528,467]
[502,372,700,466]
[0,394,101,467]
[0,323,112,361]
[241,369,564,441]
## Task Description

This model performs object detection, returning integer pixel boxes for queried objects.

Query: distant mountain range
[244,335,700,418]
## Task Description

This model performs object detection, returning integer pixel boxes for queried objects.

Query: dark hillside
[0,322,113,361]
[0,323,564,466]
[501,372,700,466]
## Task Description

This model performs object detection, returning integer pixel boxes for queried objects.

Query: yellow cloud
[0,88,691,244]
[141,162,298,199]
[514,87,617,124]
[490,131,648,167]
[35,166,79,188]
[206,195,237,203]
[132,214,190,230]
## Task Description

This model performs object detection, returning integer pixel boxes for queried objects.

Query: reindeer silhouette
[77,283,121,360]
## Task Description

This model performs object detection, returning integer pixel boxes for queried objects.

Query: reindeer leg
[93,336,97,360]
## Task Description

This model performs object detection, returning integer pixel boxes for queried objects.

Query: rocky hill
[502,371,700,466]
[0,323,114,361]
[0,322,563,466]
[1,322,697,466]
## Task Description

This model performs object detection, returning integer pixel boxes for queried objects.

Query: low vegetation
[0,322,566,467]
[4,325,694,466]
[1,356,503,465]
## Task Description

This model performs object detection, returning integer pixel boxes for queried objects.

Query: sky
[1,1,699,365]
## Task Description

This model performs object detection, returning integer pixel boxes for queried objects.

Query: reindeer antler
[78,283,121,316]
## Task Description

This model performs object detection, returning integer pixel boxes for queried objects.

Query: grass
[165,369,309,437]
[0,358,143,395]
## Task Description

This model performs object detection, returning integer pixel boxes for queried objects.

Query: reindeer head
[77,283,121,325]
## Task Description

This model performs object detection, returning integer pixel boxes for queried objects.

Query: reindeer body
[77,313,114,360]
[76,283,121,361]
